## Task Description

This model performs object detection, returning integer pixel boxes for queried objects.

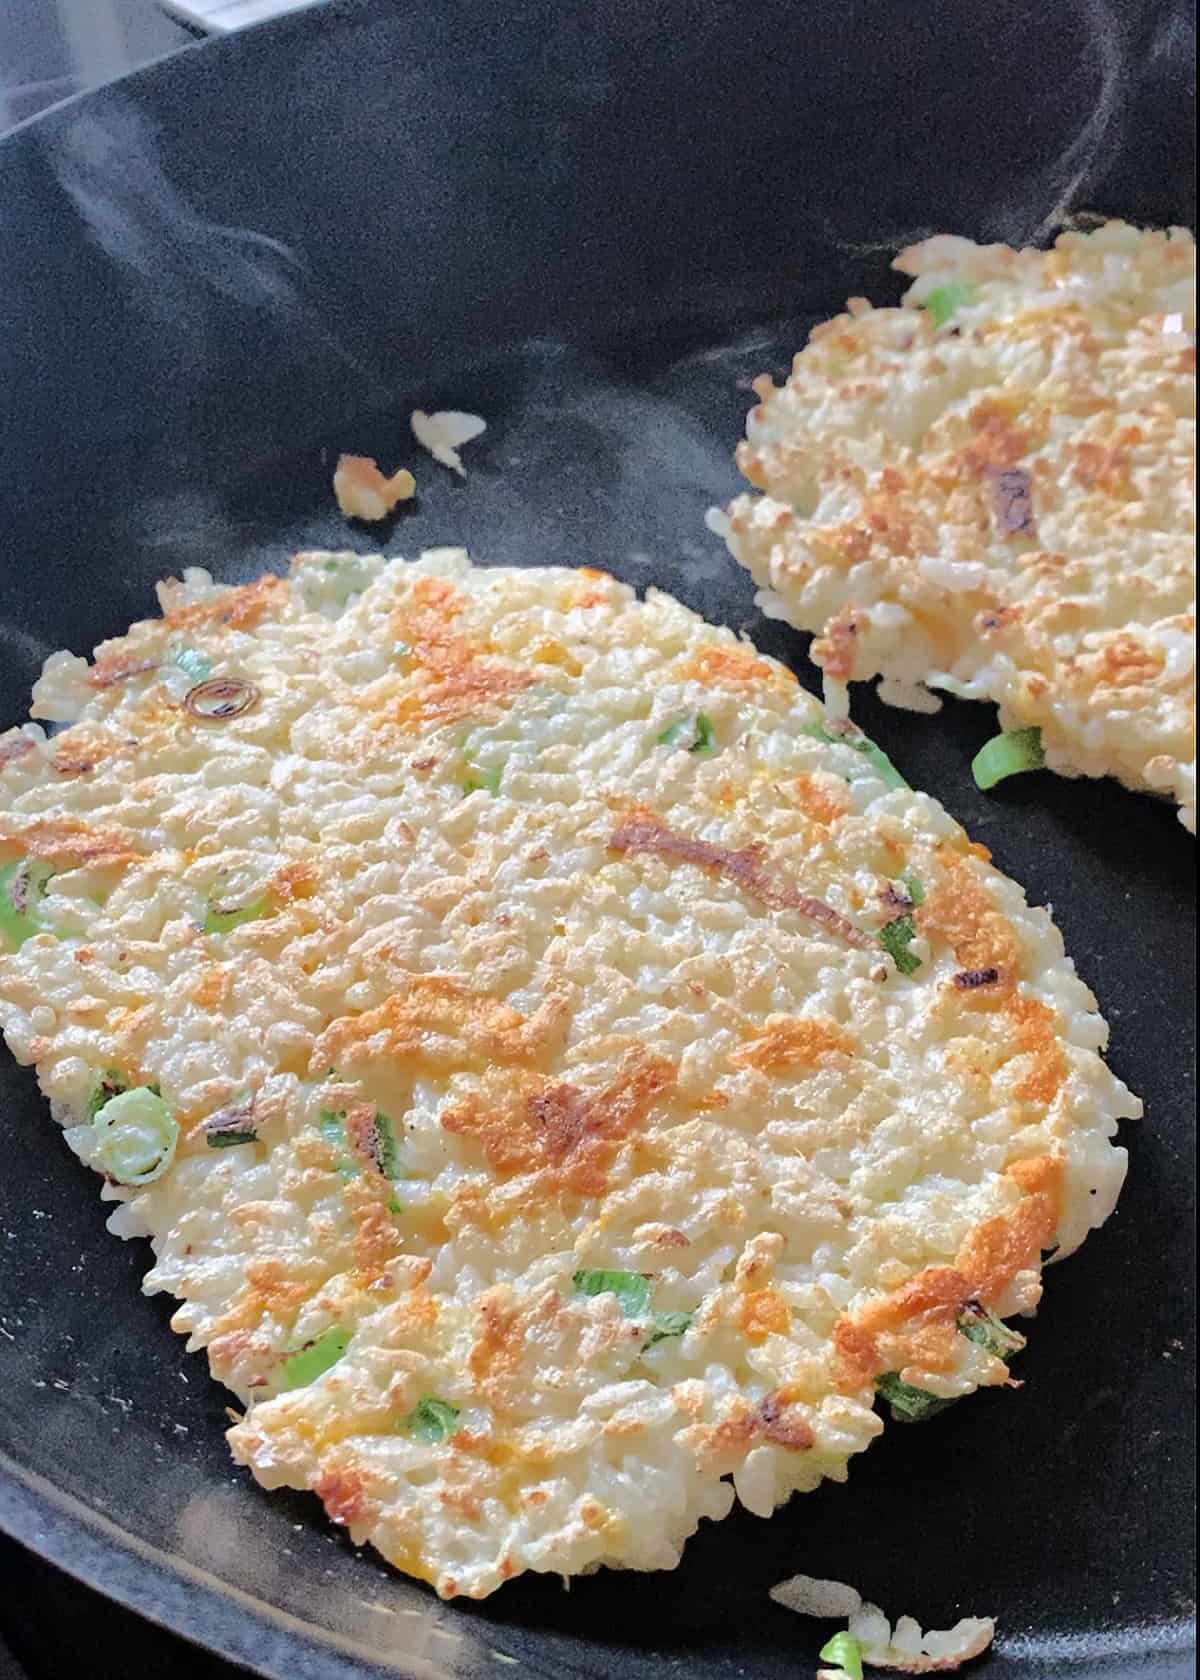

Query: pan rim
[0,2,1193,1674]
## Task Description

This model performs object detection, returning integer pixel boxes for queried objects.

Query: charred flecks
[953,966,1001,990]
[989,466,1036,535]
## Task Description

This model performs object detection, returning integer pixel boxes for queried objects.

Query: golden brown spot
[311,976,568,1078]
[962,396,1039,474]
[207,1329,271,1373]
[346,1181,404,1280]
[832,1160,1061,1387]
[467,1287,523,1397]
[814,604,868,678]
[918,853,1020,988]
[957,1192,1058,1302]
[439,1487,483,1520]
[380,587,536,733]
[1071,438,1133,495]
[271,861,319,904]
[739,1289,791,1341]
[1007,1153,1063,1205]
[442,1049,675,1198]
[1005,996,1067,1105]
[191,966,229,1010]
[0,817,144,869]
[858,1265,967,1336]
[50,741,107,777]
[757,1392,815,1451]
[1095,632,1166,690]
[527,637,583,676]
[792,772,850,826]
[684,1392,813,1464]
[411,576,462,613]
[164,573,288,633]
[833,1317,880,1384]
[681,645,776,685]
[731,1014,854,1073]
[313,1467,377,1528]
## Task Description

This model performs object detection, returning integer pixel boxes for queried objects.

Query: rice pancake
[722,221,1196,830]
[0,548,1139,1598]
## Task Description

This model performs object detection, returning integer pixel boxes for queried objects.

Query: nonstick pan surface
[0,4,1195,1676]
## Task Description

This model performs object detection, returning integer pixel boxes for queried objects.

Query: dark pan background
[0,3,1195,1676]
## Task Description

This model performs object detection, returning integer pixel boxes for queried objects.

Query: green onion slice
[818,1631,865,1680]
[573,1268,652,1318]
[86,1071,127,1122]
[319,1110,359,1179]
[879,913,922,976]
[276,1327,350,1391]
[206,1127,257,1149]
[92,1087,178,1186]
[203,892,269,936]
[373,1112,400,1180]
[321,1108,399,1178]
[204,1096,258,1149]
[462,763,503,796]
[168,646,214,685]
[0,858,55,949]
[643,1310,693,1349]
[802,720,908,789]
[899,868,926,907]
[657,712,719,758]
[403,1396,461,1443]
[971,726,1045,790]
[958,1302,1025,1360]
[924,279,978,329]
[875,1371,957,1423]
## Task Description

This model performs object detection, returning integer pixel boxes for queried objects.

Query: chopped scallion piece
[276,1327,350,1391]
[879,913,922,976]
[971,725,1045,790]
[462,763,502,796]
[203,893,269,936]
[392,640,411,657]
[375,1112,400,1180]
[802,721,908,789]
[92,1087,178,1186]
[657,712,719,757]
[86,1071,127,1123]
[900,868,926,907]
[168,646,214,685]
[319,1110,359,1179]
[818,1631,865,1680]
[958,1302,1025,1360]
[573,1268,652,1318]
[875,1371,957,1423]
[206,1127,257,1149]
[204,1097,258,1149]
[643,1310,693,1349]
[0,858,55,950]
[403,1396,461,1443]
[924,279,978,329]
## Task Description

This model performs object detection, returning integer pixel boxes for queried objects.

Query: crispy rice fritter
[0,549,1138,1597]
[723,221,1196,830]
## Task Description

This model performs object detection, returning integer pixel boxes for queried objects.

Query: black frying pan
[0,3,1195,1675]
